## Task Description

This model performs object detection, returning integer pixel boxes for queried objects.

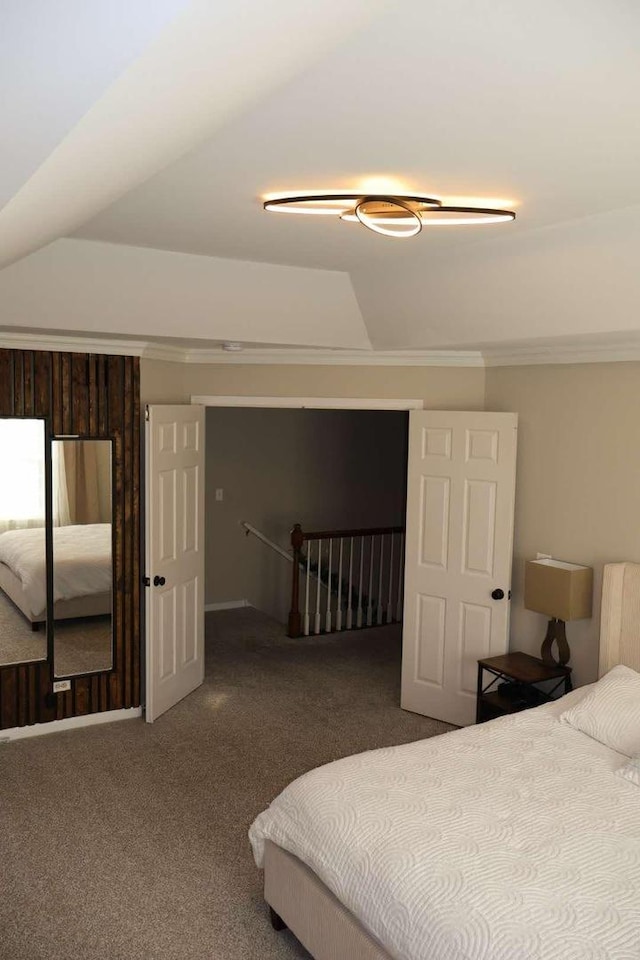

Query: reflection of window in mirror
[0,419,46,533]
[0,418,48,666]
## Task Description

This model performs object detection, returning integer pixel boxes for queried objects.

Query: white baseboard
[0,706,142,742]
[205,599,249,612]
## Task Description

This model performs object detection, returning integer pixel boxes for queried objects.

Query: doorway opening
[204,405,410,632]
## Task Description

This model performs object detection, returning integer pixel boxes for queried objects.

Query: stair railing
[289,523,405,638]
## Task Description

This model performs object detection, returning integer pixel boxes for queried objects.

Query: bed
[0,523,112,628]
[249,562,640,960]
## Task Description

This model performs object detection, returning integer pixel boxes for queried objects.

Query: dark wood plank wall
[0,349,140,729]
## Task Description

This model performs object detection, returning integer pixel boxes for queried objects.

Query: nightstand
[476,652,572,724]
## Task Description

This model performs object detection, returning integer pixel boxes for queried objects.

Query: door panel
[416,594,446,685]
[401,411,517,726]
[419,476,450,567]
[463,479,496,575]
[146,404,205,722]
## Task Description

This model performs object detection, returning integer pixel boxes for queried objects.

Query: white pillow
[559,664,640,757]
[617,756,640,787]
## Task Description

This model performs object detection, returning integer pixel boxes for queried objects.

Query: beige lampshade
[524,559,593,621]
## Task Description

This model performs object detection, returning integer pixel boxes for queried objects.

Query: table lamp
[524,558,593,666]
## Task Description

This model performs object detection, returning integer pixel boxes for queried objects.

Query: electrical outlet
[536,552,552,561]
[53,680,71,693]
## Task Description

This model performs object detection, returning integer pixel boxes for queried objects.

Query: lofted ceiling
[1,0,639,355]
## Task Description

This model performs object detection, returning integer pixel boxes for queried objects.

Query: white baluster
[387,533,394,623]
[325,538,333,633]
[303,544,311,636]
[346,536,354,629]
[357,536,364,628]
[377,534,385,624]
[395,532,404,621]
[336,538,344,631]
[367,535,374,626]
[314,539,322,634]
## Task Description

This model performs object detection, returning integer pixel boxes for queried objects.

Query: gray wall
[206,408,408,622]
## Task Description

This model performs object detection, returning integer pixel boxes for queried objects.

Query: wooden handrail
[299,524,405,541]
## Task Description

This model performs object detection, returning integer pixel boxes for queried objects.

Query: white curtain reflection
[0,419,45,533]
[53,441,111,527]
[52,442,71,527]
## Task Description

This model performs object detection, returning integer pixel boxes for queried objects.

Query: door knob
[491,588,505,600]
[153,575,166,587]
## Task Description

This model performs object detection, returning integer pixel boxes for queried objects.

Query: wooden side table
[476,652,572,724]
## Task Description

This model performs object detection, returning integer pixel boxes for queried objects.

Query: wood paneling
[0,349,140,729]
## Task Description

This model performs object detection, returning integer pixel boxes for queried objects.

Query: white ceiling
[1,0,639,353]
[0,0,189,211]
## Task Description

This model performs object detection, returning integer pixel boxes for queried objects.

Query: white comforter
[249,692,640,960]
[0,523,111,616]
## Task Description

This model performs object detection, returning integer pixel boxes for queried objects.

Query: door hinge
[143,576,150,587]
[144,406,150,422]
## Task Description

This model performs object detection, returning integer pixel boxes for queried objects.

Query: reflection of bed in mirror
[0,523,112,629]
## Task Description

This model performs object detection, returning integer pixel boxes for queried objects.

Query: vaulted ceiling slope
[0,0,639,354]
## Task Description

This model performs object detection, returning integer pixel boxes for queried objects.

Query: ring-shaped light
[418,206,516,225]
[355,197,422,238]
[263,193,442,216]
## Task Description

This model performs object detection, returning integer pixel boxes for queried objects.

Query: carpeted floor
[0,590,46,662]
[0,591,112,674]
[53,614,112,676]
[0,607,452,960]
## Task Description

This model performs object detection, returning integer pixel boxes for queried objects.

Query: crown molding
[3,329,640,368]
[0,333,483,366]
[483,335,640,367]
[140,342,189,362]
[0,330,153,357]
[182,347,485,366]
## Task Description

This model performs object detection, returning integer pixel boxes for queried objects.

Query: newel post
[288,523,304,638]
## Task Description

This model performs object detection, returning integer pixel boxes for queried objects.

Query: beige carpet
[0,607,452,960]
[0,591,111,674]
[54,614,112,676]
[0,590,46,663]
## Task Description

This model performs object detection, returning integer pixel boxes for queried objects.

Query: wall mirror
[52,438,114,677]
[0,417,48,666]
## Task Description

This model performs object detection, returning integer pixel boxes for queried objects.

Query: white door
[145,404,205,722]
[401,411,518,726]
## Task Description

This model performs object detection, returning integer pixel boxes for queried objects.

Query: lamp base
[540,618,570,666]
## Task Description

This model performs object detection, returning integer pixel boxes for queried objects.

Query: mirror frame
[51,434,117,681]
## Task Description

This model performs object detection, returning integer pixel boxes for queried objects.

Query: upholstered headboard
[599,562,640,676]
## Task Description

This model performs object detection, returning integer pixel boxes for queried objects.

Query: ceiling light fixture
[354,197,422,238]
[263,192,515,238]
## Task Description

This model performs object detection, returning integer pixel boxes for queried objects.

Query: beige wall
[140,358,188,403]
[185,362,486,408]
[141,359,486,408]
[206,408,408,622]
[485,361,640,686]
